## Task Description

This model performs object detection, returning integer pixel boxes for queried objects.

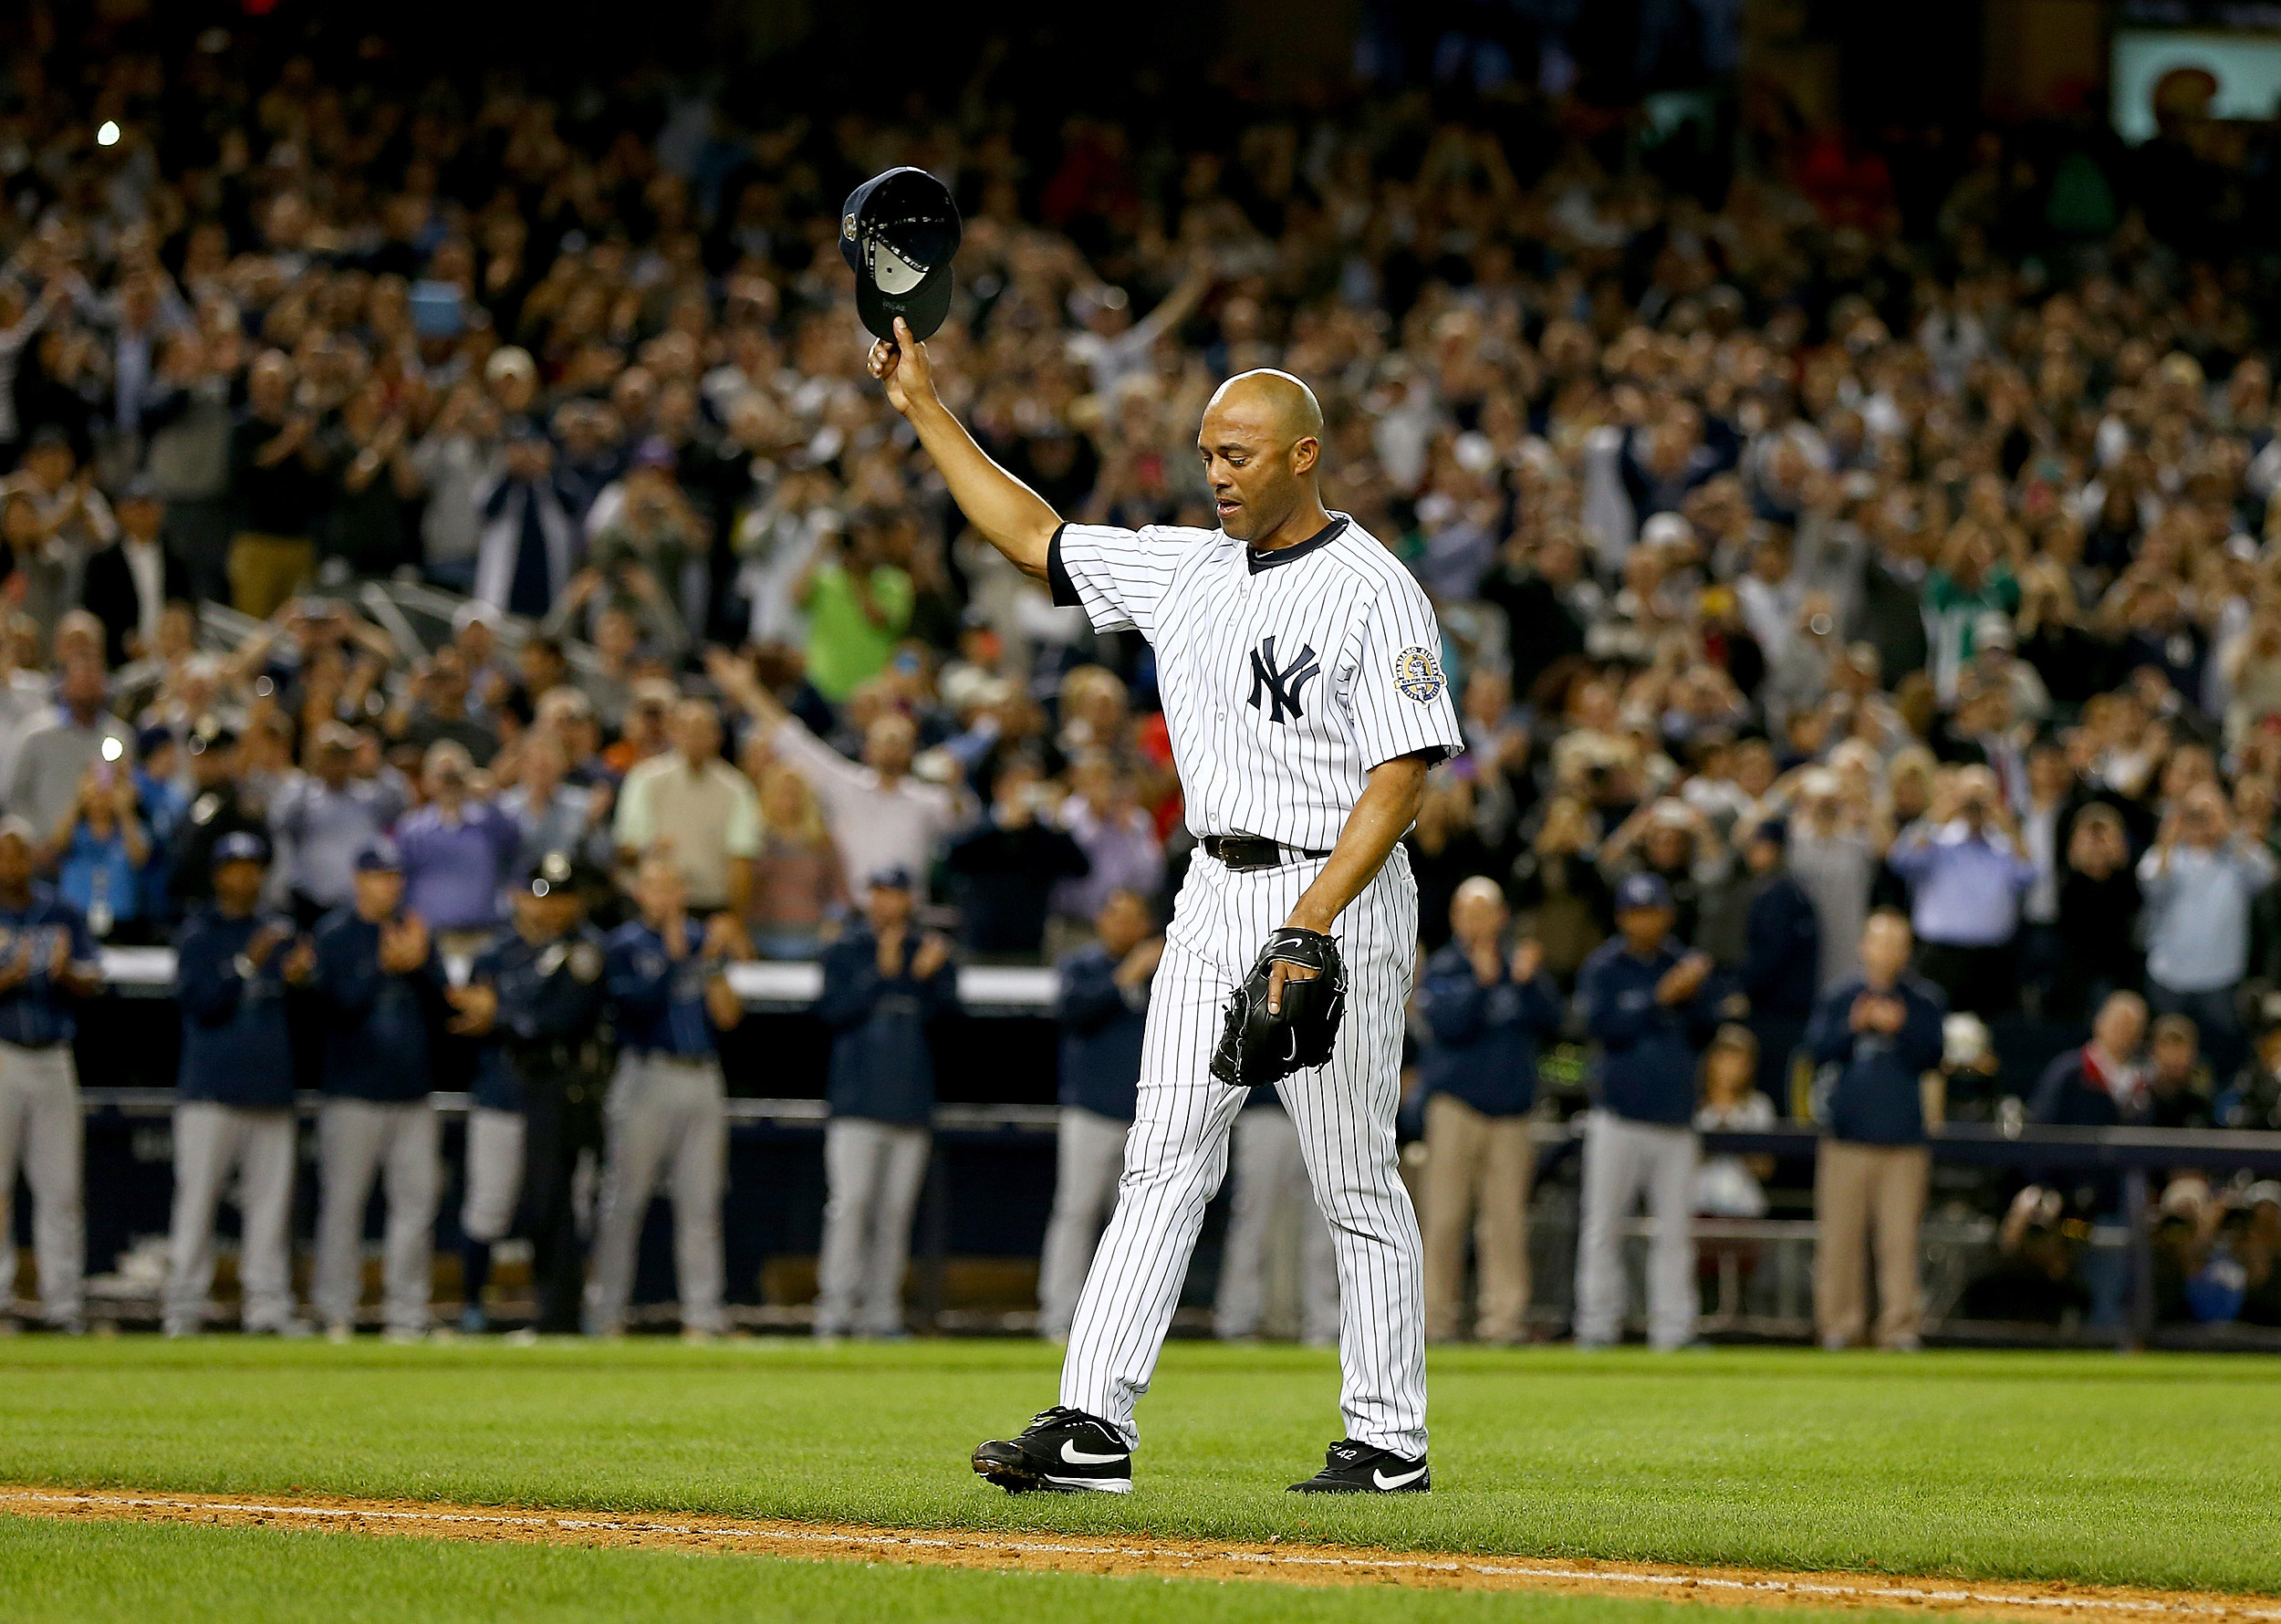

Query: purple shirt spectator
[395,796,521,933]
[1053,797,1165,922]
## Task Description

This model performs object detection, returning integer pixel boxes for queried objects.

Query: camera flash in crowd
[100,736,123,763]
[96,120,120,147]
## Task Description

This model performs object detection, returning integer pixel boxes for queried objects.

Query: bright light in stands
[96,120,120,146]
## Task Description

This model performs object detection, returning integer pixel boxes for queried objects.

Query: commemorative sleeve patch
[1393,644,1445,703]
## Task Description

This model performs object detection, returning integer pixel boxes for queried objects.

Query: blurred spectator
[395,648,500,767]
[1786,766,1887,991]
[1806,911,1947,1351]
[612,699,759,916]
[1051,752,1165,929]
[799,514,912,705]
[225,352,325,619]
[813,868,958,1339]
[1039,889,1158,1340]
[745,764,849,960]
[1736,818,1819,1107]
[2032,989,2150,1328]
[2138,783,2273,1083]
[944,758,1089,957]
[714,651,957,889]
[5,428,116,642]
[473,431,579,620]
[1507,794,1611,980]
[500,734,612,877]
[1576,873,1719,1350]
[1957,1186,2093,1326]
[51,764,149,943]
[269,723,410,924]
[1886,765,2035,1015]
[1694,1027,1776,1219]
[395,742,521,942]
[2054,803,2141,1019]
[9,656,131,841]
[1415,878,1560,1346]
[2141,1014,2215,1131]
[81,477,187,669]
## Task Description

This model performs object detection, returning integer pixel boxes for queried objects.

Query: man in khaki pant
[1803,910,1947,1348]
[1414,878,1562,1343]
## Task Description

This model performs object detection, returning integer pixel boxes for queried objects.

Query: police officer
[588,854,750,1339]
[1575,872,1721,1351]
[0,816,102,1334]
[168,724,263,916]
[165,831,315,1336]
[1037,889,1158,1340]
[448,851,609,1336]
[310,842,447,1342]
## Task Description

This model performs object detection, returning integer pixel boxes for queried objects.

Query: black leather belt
[1203,835,1332,871]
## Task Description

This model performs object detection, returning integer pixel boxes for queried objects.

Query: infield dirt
[5,1486,2276,1623]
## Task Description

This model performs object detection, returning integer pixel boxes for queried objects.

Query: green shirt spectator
[802,557,912,702]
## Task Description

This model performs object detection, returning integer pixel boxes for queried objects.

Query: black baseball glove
[1210,927,1348,1088]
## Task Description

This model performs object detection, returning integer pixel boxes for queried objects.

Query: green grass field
[3,1338,2277,1620]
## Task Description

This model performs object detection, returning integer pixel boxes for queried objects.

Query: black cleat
[1287,1440,1431,1494]
[973,1406,1134,1494]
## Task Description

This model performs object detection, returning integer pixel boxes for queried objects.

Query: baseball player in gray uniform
[867,318,1462,1495]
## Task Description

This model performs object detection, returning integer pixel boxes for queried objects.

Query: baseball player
[309,843,446,1342]
[1039,888,1159,1340]
[867,320,1462,1494]
[0,817,102,1333]
[1213,1086,1338,1346]
[165,832,316,1337]
[587,855,748,1339]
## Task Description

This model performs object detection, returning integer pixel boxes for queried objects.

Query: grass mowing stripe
[3,1340,2277,1593]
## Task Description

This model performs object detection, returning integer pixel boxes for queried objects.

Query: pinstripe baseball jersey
[1047,515,1464,849]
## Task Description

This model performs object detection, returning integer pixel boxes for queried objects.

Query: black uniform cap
[838,167,961,341]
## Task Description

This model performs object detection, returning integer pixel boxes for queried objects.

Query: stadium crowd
[1,29,2280,1343]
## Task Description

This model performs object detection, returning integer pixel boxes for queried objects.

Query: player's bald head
[1196,370,1327,543]
[1203,369,1323,447]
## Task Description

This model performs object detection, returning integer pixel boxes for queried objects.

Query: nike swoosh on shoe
[1371,1464,1427,1490]
[1060,1438,1129,1465]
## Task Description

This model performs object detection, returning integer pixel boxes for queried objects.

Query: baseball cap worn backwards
[840,167,962,342]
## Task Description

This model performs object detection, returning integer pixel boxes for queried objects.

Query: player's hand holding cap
[839,167,962,341]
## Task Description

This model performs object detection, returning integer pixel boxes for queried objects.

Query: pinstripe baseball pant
[1060,846,1426,1458]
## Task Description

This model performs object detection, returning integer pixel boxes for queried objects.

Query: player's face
[1196,402,1308,542]
[1618,904,1672,953]
[214,858,265,911]
[353,869,404,920]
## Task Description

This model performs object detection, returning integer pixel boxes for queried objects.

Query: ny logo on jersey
[1246,636,1322,724]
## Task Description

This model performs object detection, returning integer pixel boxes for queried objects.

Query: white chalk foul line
[5,1492,2276,1620]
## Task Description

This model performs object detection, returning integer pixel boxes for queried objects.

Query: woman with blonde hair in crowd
[746,763,849,960]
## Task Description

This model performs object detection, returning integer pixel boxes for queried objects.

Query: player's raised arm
[868,317,1058,580]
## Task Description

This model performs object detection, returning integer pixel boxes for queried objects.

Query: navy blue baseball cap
[354,841,401,873]
[867,864,915,892]
[1614,872,1673,913]
[211,831,268,868]
[839,167,961,342]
